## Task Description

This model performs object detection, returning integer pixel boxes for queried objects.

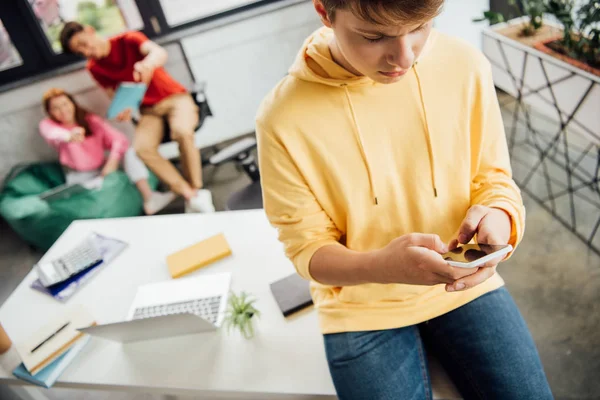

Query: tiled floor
[1,99,599,399]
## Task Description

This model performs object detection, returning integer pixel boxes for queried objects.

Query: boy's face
[317,4,433,84]
[68,26,107,59]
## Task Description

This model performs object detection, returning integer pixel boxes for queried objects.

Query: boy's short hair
[59,21,85,54]
[321,0,444,26]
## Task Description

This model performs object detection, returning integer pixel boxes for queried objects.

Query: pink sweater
[39,114,129,171]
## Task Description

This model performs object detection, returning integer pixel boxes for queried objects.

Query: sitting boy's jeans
[134,93,200,196]
[324,287,553,400]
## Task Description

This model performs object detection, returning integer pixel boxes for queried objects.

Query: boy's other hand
[133,61,154,85]
[445,205,512,292]
[115,108,132,122]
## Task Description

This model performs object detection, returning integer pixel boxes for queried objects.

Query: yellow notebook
[167,233,232,278]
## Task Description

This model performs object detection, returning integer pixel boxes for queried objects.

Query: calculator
[35,239,104,288]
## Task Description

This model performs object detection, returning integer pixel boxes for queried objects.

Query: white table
[0,210,459,399]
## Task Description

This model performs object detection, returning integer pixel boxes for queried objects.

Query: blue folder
[107,82,147,119]
[13,335,91,388]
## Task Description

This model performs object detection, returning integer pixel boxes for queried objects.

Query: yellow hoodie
[256,27,525,334]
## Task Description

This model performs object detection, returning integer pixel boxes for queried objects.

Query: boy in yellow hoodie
[257,0,552,398]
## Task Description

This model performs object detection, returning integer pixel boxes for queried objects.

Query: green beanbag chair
[0,162,158,251]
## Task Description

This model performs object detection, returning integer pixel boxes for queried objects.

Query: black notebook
[270,273,313,317]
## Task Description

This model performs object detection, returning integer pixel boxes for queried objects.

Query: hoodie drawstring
[413,64,438,198]
[342,65,438,203]
[343,85,379,205]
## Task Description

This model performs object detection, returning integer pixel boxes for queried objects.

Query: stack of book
[270,273,314,317]
[12,305,95,388]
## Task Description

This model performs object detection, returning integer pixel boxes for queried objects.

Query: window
[29,0,144,53]
[0,0,287,89]
[159,0,262,27]
[0,19,23,72]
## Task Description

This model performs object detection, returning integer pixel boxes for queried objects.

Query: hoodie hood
[289,27,438,202]
[289,27,372,87]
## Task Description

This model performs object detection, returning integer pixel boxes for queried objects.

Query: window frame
[153,0,279,33]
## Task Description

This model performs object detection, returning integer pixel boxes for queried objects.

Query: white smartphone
[442,243,513,269]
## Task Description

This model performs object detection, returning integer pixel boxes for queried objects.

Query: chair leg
[240,155,260,182]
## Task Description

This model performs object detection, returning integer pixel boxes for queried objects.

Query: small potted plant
[223,291,260,339]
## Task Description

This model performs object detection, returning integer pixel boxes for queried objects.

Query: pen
[30,322,69,353]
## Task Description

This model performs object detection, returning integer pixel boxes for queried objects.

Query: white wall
[181,1,321,147]
[434,0,488,49]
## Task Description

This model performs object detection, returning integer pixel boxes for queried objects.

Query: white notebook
[15,305,95,375]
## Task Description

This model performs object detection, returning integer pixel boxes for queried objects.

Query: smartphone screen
[442,244,510,264]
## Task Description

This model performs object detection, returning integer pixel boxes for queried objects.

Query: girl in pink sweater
[40,88,174,215]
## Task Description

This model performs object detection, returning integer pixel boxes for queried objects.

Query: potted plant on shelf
[475,0,599,140]
[474,0,545,36]
[476,0,599,75]
[535,0,600,75]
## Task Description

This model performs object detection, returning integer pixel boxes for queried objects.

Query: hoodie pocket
[336,283,426,304]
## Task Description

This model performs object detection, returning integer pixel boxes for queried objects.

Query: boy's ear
[313,0,333,28]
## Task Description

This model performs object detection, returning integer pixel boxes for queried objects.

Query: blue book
[13,335,91,388]
[106,82,147,119]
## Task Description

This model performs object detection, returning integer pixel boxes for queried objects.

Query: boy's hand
[101,158,120,177]
[115,108,132,123]
[373,233,477,286]
[133,61,155,85]
[445,205,512,292]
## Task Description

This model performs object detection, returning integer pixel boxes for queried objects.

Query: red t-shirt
[87,31,186,106]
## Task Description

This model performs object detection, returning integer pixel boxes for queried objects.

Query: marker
[31,322,69,353]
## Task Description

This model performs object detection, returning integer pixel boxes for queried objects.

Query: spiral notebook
[107,82,147,119]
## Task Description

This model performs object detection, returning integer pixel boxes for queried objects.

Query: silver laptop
[40,176,103,202]
[79,272,231,343]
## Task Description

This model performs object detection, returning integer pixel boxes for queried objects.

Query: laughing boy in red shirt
[60,22,214,213]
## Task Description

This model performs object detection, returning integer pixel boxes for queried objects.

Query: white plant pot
[482,17,600,142]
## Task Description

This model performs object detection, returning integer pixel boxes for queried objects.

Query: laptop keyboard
[132,296,222,324]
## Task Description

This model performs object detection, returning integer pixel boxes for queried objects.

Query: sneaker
[144,191,177,215]
[185,189,215,213]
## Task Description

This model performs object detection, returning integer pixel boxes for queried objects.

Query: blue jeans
[324,287,552,400]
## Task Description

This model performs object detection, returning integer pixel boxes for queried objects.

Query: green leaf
[473,11,505,25]
[223,291,261,339]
